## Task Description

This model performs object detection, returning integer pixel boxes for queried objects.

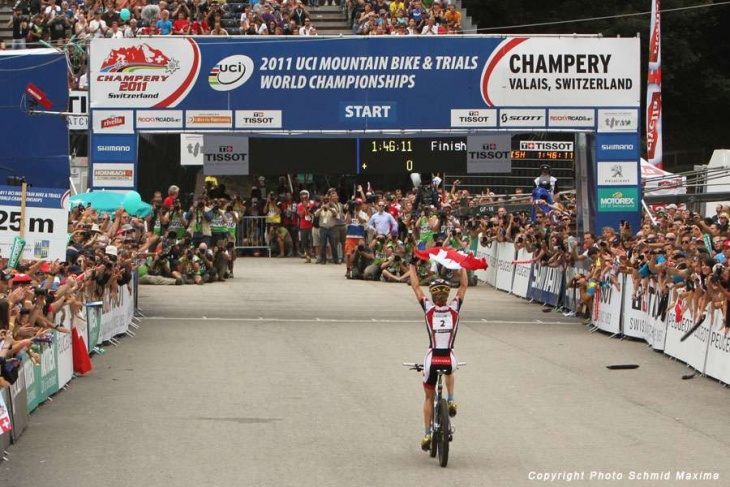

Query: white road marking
[142,316,576,325]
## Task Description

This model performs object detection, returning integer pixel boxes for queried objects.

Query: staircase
[309,4,352,36]
[454,0,479,34]
[0,5,12,47]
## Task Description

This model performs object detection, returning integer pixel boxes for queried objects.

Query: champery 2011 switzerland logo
[94,38,201,108]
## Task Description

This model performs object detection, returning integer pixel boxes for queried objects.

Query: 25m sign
[0,186,70,261]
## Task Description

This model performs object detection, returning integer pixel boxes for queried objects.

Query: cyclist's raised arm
[410,263,425,302]
[456,268,468,301]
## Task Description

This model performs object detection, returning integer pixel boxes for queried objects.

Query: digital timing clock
[510,150,575,161]
[358,138,467,174]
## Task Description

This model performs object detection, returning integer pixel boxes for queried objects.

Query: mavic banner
[88,36,640,131]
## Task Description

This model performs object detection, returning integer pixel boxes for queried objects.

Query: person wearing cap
[534,164,557,194]
[89,8,108,37]
[296,190,315,263]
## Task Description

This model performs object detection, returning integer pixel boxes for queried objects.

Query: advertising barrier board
[512,249,533,298]
[703,309,730,384]
[495,242,516,292]
[526,264,563,306]
[475,240,498,286]
[664,306,712,374]
[592,277,623,334]
[622,278,667,350]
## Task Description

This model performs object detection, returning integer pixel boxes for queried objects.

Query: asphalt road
[3,259,730,487]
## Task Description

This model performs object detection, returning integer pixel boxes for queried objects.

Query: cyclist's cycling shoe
[448,400,458,417]
[420,435,431,452]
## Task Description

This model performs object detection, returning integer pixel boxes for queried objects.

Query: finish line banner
[88,36,640,131]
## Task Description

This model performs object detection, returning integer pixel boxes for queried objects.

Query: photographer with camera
[209,198,232,247]
[185,198,214,249]
[379,242,410,283]
[315,193,340,265]
[268,224,294,258]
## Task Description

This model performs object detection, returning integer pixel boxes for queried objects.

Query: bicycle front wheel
[437,398,450,467]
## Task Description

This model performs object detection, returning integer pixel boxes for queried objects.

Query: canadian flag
[414,247,488,270]
[0,394,11,435]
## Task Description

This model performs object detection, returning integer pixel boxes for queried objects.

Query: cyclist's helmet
[540,164,551,173]
[429,279,451,296]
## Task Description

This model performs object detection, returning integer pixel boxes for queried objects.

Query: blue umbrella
[70,191,152,218]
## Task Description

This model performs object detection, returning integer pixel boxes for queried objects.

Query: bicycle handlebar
[402,362,467,371]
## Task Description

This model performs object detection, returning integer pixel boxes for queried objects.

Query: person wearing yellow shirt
[443,3,461,28]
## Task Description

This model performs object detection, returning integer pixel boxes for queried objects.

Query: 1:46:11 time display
[371,140,413,153]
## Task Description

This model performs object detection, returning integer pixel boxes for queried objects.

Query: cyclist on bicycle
[409,260,468,451]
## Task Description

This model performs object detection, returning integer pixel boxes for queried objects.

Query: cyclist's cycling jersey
[420,297,462,350]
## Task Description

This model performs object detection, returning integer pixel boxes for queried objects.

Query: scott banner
[88,36,640,131]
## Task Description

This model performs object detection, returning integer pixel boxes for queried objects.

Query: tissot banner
[88,36,640,131]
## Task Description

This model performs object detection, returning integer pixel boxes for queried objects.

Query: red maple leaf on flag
[414,247,488,270]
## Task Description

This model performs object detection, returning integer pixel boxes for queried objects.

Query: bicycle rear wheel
[430,405,438,458]
[437,398,450,467]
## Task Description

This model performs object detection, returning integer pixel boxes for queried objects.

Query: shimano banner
[526,264,563,306]
[88,36,640,131]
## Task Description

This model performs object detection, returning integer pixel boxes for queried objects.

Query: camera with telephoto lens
[357,244,366,252]
[33,287,48,297]
[393,255,401,262]
[711,264,723,284]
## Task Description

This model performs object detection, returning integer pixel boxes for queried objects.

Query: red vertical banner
[646,0,663,168]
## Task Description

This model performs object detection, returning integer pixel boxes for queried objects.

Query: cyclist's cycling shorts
[422,348,458,390]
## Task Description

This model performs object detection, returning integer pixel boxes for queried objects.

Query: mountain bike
[403,361,466,468]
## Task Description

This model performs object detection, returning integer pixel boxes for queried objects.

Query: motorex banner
[88,36,640,130]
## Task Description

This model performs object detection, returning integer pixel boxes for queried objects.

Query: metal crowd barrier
[235,215,272,257]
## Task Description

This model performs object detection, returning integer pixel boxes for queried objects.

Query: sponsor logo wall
[89,37,640,130]
[87,36,641,235]
[466,133,512,174]
[90,134,137,189]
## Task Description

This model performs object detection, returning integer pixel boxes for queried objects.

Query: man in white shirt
[89,10,108,38]
[420,17,438,35]
[298,17,314,35]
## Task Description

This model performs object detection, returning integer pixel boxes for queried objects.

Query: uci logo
[209,55,255,92]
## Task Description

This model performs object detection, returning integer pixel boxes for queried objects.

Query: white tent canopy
[641,159,686,196]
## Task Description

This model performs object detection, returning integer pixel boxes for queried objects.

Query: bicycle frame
[403,361,466,468]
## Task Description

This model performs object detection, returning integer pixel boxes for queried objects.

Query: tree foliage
[462,0,730,169]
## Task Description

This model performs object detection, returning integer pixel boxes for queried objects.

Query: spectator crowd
[242,170,730,334]
[0,177,243,389]
[4,167,730,390]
